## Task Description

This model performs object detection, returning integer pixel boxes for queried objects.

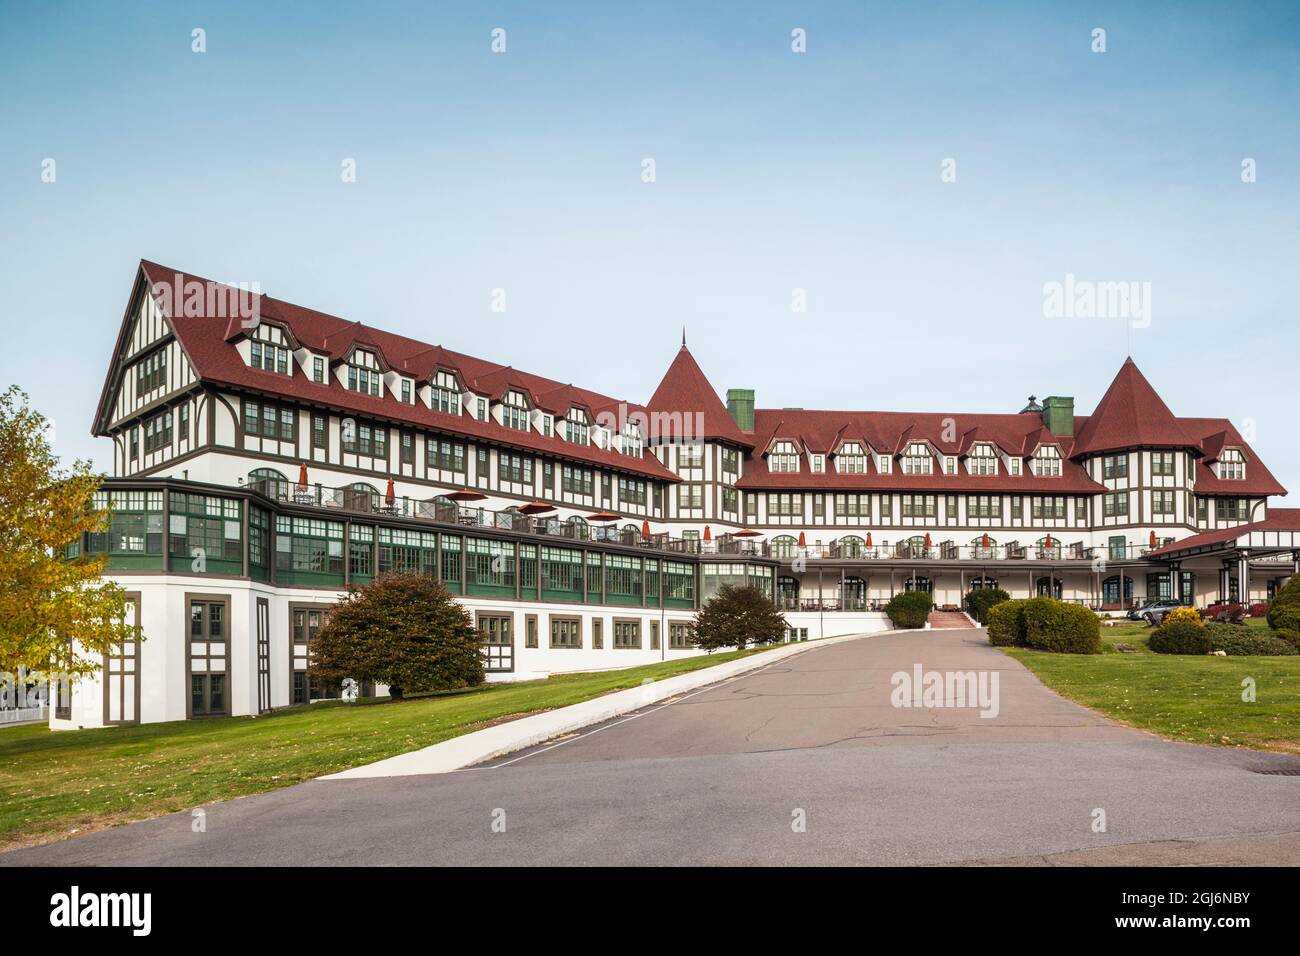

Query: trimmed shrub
[1163,606,1203,627]
[1148,619,1213,655]
[986,599,1027,647]
[1206,624,1297,656]
[1022,597,1101,654]
[885,590,933,629]
[965,587,1011,625]
[1276,628,1300,652]
[1267,575,1300,630]
[1248,602,1270,618]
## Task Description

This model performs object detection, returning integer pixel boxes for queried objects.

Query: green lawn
[0,646,775,851]
[1003,618,1300,751]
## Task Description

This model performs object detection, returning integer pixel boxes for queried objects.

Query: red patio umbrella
[588,511,619,523]
[1149,529,1158,548]
[518,501,555,515]
[923,532,932,549]
[735,529,761,538]
[982,532,990,549]
[447,488,487,502]
[641,519,651,540]
[703,525,712,542]
[297,463,308,490]
[385,478,395,505]
[798,531,806,547]
[865,532,872,548]
[1044,533,1053,548]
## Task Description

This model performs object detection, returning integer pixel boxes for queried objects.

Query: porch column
[1220,562,1231,603]
[1169,561,1182,603]
[1237,551,1250,604]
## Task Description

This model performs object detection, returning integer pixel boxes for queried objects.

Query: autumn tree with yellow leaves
[0,387,135,678]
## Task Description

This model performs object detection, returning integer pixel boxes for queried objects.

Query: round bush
[1275,628,1300,652]
[1206,625,1297,656]
[986,599,1027,647]
[1022,597,1101,654]
[1148,619,1213,655]
[1266,575,1300,629]
[885,590,933,629]
[965,587,1011,625]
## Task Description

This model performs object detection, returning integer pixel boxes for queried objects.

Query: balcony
[780,539,1107,564]
[247,478,773,559]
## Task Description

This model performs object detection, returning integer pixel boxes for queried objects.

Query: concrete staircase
[927,611,975,629]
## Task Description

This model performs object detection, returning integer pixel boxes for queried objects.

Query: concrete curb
[321,630,885,780]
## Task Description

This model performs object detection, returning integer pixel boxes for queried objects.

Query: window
[548,616,579,647]
[143,408,173,453]
[1151,452,1175,477]
[377,526,436,576]
[1219,449,1245,480]
[1032,445,1062,476]
[877,455,891,474]
[135,349,167,393]
[292,608,326,644]
[179,404,190,443]
[243,400,295,441]
[834,494,866,517]
[1031,496,1065,519]
[169,493,242,567]
[561,464,594,496]
[606,555,643,603]
[1103,492,1128,518]
[478,614,513,672]
[721,448,740,475]
[836,442,866,474]
[669,622,693,649]
[901,442,932,475]
[1216,498,1248,521]
[129,426,139,461]
[400,379,412,404]
[502,390,530,431]
[766,493,803,517]
[475,398,488,421]
[349,525,374,578]
[86,489,164,556]
[613,619,641,649]
[619,476,647,506]
[678,483,704,510]
[342,420,387,458]
[525,615,538,649]
[591,618,603,649]
[500,451,533,484]
[541,415,553,437]
[275,515,345,576]
[901,494,936,518]
[346,350,383,397]
[400,431,414,464]
[566,410,590,445]
[427,437,466,472]
[312,414,327,450]
[1152,490,1175,515]
[431,371,460,415]
[312,357,325,383]
[769,441,799,473]
[810,455,824,473]
[967,495,1001,519]
[191,673,226,716]
[249,340,290,374]
[1102,454,1128,479]
[968,444,998,475]
[678,444,704,469]
[943,456,957,475]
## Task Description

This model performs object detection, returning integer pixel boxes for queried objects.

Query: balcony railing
[774,540,1108,563]
[247,479,773,558]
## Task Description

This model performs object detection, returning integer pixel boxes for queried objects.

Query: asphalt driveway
[6,629,1300,866]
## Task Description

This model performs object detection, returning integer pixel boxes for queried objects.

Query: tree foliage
[691,584,788,651]
[309,573,484,700]
[965,587,1010,624]
[0,387,133,677]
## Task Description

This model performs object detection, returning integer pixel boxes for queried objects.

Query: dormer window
[312,357,325,383]
[248,324,291,375]
[810,455,824,473]
[1218,448,1245,480]
[400,380,412,404]
[769,440,799,473]
[346,349,382,397]
[968,443,998,476]
[901,442,932,475]
[541,415,554,438]
[837,442,866,474]
[1031,445,1062,477]
[621,423,643,458]
[566,409,589,445]
[430,371,461,415]
[502,390,530,431]
[878,455,891,474]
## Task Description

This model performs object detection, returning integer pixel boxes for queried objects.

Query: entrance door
[478,613,514,673]
[256,597,271,713]
[103,593,141,725]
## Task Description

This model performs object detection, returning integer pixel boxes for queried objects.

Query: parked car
[1126,599,1182,623]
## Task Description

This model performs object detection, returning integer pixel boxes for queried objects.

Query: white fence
[0,705,47,725]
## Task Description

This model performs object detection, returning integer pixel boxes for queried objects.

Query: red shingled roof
[645,345,754,448]
[104,262,678,483]
[1072,357,1197,456]
[1146,508,1300,558]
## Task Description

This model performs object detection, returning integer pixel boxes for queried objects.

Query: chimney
[1042,396,1074,437]
[726,388,754,431]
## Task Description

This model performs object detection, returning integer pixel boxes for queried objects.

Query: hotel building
[53,261,1300,727]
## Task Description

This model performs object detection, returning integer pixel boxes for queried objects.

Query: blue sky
[1,1,1298,494]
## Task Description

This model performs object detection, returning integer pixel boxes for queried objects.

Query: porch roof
[1145,508,1300,562]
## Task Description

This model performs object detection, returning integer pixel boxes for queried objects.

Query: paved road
[6,629,1300,866]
